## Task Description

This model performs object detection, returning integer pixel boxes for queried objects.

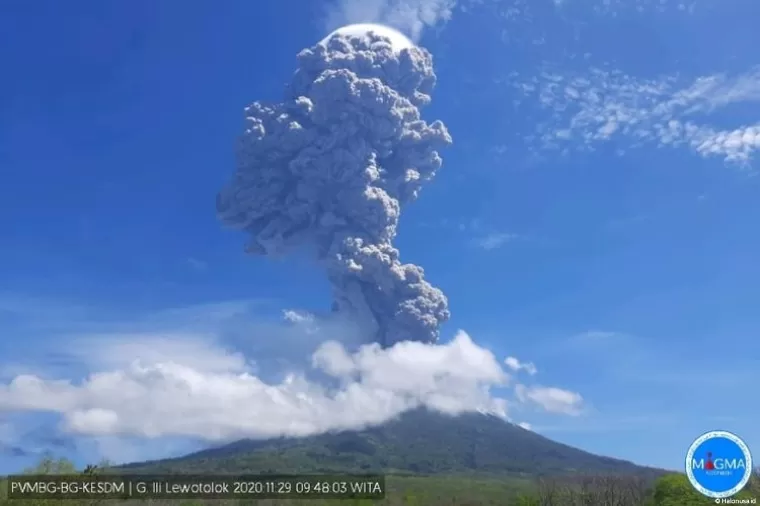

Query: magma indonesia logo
[686,430,753,498]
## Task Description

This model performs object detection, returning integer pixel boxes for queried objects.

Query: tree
[747,466,760,494]
[0,456,113,506]
[22,455,78,475]
[533,474,650,506]
[651,473,710,506]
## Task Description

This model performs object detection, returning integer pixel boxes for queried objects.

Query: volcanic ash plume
[217,28,452,346]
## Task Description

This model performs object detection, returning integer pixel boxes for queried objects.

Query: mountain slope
[119,409,663,479]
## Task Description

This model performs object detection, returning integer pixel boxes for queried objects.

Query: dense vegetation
[1,456,757,505]
[1,411,757,505]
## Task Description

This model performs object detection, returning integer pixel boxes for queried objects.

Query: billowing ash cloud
[216,26,452,346]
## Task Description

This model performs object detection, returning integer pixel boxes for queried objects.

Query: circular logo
[686,430,753,498]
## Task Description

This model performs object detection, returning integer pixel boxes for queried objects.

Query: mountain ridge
[117,409,666,480]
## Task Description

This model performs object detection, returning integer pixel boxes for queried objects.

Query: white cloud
[588,0,697,15]
[674,68,760,113]
[282,309,316,325]
[518,421,533,430]
[323,0,455,41]
[321,0,701,51]
[685,123,760,164]
[549,0,697,14]
[504,356,537,375]
[511,66,760,166]
[65,333,250,374]
[515,384,584,415]
[475,232,518,251]
[0,297,586,445]
[0,331,514,441]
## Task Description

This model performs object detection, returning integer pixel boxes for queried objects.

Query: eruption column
[217,26,452,346]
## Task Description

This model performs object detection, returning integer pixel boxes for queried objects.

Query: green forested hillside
[1,457,757,506]
[1,410,757,505]
[117,409,663,479]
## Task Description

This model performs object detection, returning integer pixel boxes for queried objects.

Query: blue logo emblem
[686,430,753,498]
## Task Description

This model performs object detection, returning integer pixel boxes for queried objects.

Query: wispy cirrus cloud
[504,356,538,375]
[510,66,760,166]
[473,232,519,251]
[321,0,698,43]
[322,0,456,41]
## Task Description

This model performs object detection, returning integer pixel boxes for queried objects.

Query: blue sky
[1,0,759,473]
